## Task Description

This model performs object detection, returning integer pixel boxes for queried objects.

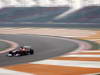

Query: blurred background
[0,0,100,28]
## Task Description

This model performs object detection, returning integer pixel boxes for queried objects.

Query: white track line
[0,68,33,75]
[90,39,100,41]
[62,54,100,58]
[81,50,100,53]
[65,38,92,54]
[30,60,100,68]
[0,39,19,54]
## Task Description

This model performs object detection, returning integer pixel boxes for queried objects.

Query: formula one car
[7,46,34,57]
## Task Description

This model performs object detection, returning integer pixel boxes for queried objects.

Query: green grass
[75,38,100,50]
[0,41,11,51]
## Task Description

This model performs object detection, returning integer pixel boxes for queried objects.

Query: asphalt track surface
[0,34,79,67]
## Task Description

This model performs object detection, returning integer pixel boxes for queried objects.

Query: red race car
[7,46,34,57]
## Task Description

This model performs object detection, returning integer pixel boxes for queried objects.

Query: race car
[7,46,34,57]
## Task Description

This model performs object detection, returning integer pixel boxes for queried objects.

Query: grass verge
[0,41,11,51]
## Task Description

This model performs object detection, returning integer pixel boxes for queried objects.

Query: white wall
[0,0,100,9]
[0,0,69,8]
[69,0,100,9]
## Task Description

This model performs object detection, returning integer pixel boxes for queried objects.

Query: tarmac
[0,34,78,67]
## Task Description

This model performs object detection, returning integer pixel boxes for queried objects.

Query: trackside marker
[30,60,100,68]
[0,68,33,75]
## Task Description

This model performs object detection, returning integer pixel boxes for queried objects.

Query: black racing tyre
[9,51,13,54]
[9,51,14,56]
[30,49,34,55]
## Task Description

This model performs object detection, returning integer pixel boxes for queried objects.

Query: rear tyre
[30,49,34,55]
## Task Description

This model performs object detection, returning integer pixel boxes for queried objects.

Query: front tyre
[7,54,13,57]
